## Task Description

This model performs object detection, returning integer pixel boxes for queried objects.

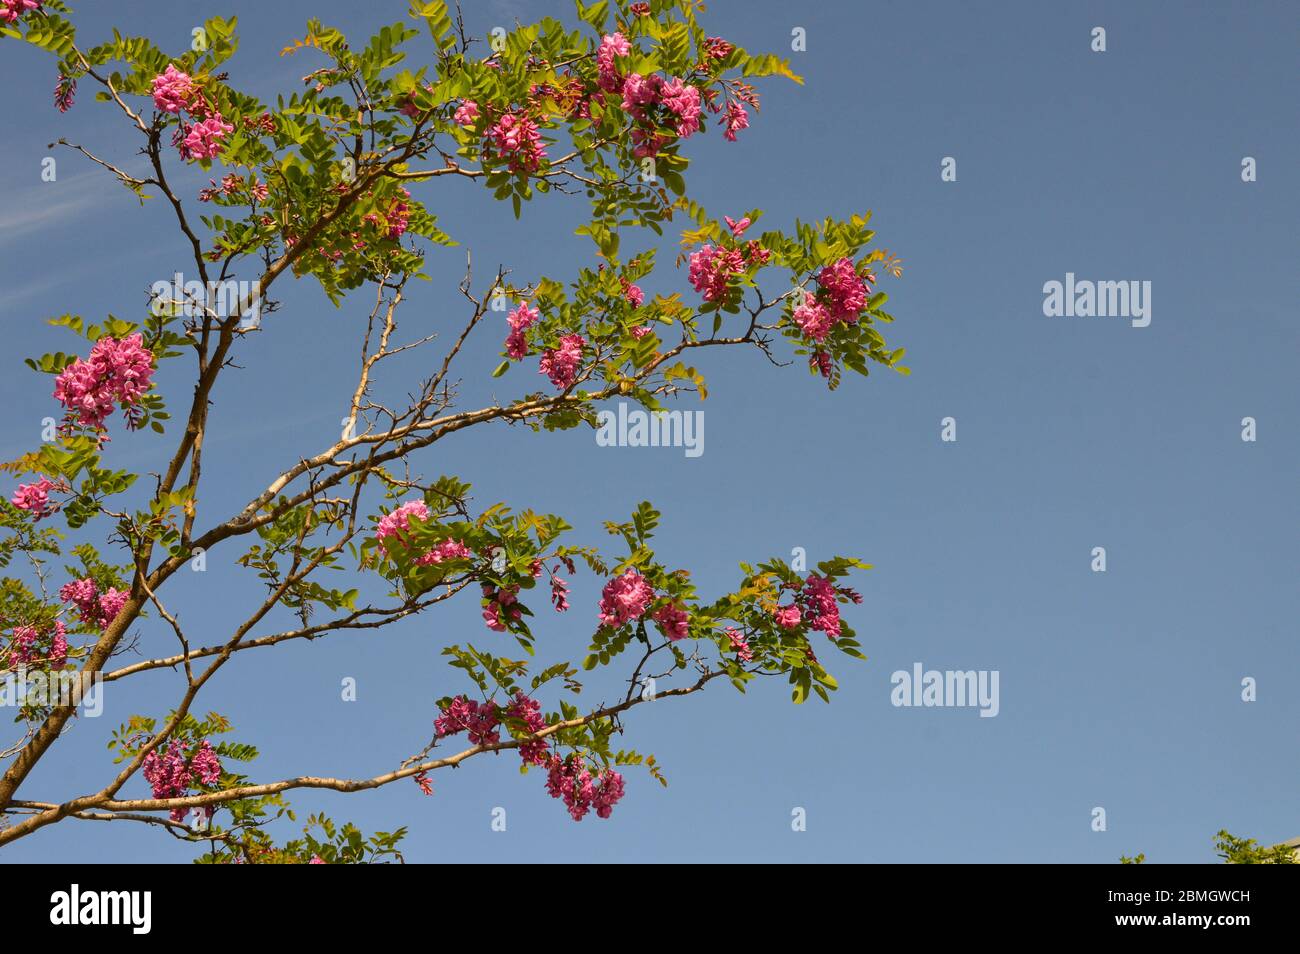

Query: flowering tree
[0,0,908,862]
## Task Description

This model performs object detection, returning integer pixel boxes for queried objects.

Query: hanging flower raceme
[435,695,501,747]
[538,334,585,389]
[651,602,690,641]
[770,573,862,639]
[150,64,233,163]
[453,100,479,125]
[487,111,547,173]
[59,578,128,630]
[53,73,75,113]
[688,244,745,304]
[544,754,625,821]
[0,0,41,25]
[8,619,67,668]
[790,257,874,348]
[726,627,753,662]
[504,302,539,360]
[597,569,654,628]
[504,692,550,766]
[376,500,470,568]
[53,333,155,431]
[142,740,223,822]
[10,477,58,520]
[481,582,522,632]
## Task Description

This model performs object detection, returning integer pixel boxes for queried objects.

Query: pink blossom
[598,569,654,628]
[175,113,233,162]
[505,691,549,766]
[704,36,734,60]
[544,754,596,821]
[725,627,753,662]
[810,350,833,378]
[620,72,660,118]
[488,112,547,173]
[11,478,56,520]
[723,101,749,141]
[59,578,127,630]
[505,302,539,360]
[597,32,631,92]
[818,257,871,322]
[150,65,195,113]
[592,769,625,819]
[48,625,68,668]
[724,215,751,237]
[623,283,644,307]
[382,188,411,239]
[481,583,522,632]
[308,855,325,864]
[191,740,222,784]
[659,77,702,137]
[803,574,842,638]
[774,603,802,630]
[417,539,471,567]
[54,73,75,113]
[0,0,39,23]
[630,324,654,339]
[142,739,222,822]
[652,602,690,641]
[550,574,570,612]
[688,244,745,303]
[538,334,584,389]
[453,99,479,125]
[435,695,500,746]
[8,619,65,667]
[793,299,835,342]
[53,334,155,431]
[375,500,430,557]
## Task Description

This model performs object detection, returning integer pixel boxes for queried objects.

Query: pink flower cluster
[505,691,550,766]
[538,334,585,390]
[550,574,570,612]
[504,302,539,360]
[481,582,522,631]
[651,602,690,641]
[53,73,75,113]
[376,500,470,567]
[544,755,624,821]
[592,31,747,157]
[382,188,411,239]
[687,244,745,303]
[151,64,194,113]
[487,112,547,173]
[793,257,874,344]
[598,569,654,628]
[453,100,479,126]
[10,477,57,520]
[151,65,233,162]
[726,626,753,662]
[0,0,41,24]
[596,32,631,91]
[9,620,67,668]
[53,333,155,431]
[435,695,500,747]
[772,573,862,639]
[59,578,128,630]
[623,281,644,307]
[142,740,222,822]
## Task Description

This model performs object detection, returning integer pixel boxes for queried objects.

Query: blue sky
[0,0,1295,863]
